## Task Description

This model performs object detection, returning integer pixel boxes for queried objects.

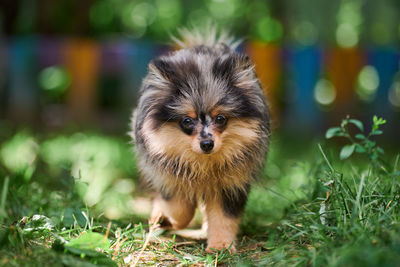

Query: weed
[325,115,386,164]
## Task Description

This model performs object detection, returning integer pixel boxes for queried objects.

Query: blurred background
[0,0,399,136]
[0,0,399,221]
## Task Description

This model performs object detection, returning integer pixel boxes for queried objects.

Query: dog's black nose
[200,140,214,153]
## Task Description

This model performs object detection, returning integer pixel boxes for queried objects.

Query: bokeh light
[152,0,182,34]
[188,9,209,26]
[314,79,336,108]
[336,0,362,48]
[292,21,318,46]
[156,0,181,20]
[0,132,38,176]
[206,0,238,20]
[356,65,380,102]
[255,16,283,43]
[336,23,358,48]
[389,81,400,110]
[337,1,362,27]
[121,2,156,37]
[38,66,71,94]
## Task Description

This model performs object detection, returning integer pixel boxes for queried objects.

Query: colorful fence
[0,36,399,135]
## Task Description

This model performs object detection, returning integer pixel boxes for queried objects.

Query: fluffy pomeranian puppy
[131,27,270,253]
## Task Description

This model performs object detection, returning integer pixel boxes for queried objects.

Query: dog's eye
[182,117,193,126]
[215,115,227,125]
[180,117,195,134]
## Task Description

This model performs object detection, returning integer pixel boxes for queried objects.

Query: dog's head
[138,46,269,162]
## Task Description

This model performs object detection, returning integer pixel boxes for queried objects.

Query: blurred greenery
[0,131,139,223]
[2,0,400,46]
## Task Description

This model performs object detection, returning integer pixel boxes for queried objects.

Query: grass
[0,117,399,266]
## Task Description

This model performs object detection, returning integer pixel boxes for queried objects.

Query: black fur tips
[221,184,250,218]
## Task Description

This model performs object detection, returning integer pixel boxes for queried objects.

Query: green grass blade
[0,176,10,224]
[318,144,335,173]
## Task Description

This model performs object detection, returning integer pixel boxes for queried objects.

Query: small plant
[325,115,386,163]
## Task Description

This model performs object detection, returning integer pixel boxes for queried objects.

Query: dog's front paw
[206,241,236,253]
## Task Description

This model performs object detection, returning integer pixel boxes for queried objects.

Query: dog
[130,27,270,253]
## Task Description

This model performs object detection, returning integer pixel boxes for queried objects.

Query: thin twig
[385,200,392,211]
[110,229,121,250]
[112,237,128,260]
[103,222,111,243]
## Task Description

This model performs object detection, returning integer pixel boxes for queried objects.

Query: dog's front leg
[205,201,239,253]
[205,185,249,253]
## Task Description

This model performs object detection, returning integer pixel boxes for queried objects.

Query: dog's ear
[236,54,252,70]
[212,53,257,89]
[148,57,201,95]
[149,58,175,81]
[146,58,175,89]
[233,55,257,90]
[148,58,191,85]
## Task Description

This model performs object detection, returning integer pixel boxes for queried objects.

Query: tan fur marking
[142,119,192,156]
[222,118,260,142]
[188,111,197,119]
[167,100,198,118]
[205,198,239,253]
[151,193,196,230]
[210,109,220,118]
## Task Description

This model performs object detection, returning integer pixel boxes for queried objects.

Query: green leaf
[355,144,367,153]
[365,140,376,149]
[373,115,386,125]
[340,144,355,160]
[62,207,88,228]
[325,127,342,139]
[371,130,383,136]
[62,247,117,266]
[377,147,385,154]
[355,134,365,140]
[349,119,364,132]
[64,246,105,258]
[372,116,386,130]
[67,232,111,251]
[53,239,117,266]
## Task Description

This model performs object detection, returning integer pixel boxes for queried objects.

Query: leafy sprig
[325,115,386,161]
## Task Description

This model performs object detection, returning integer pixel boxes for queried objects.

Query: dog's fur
[130,27,270,252]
